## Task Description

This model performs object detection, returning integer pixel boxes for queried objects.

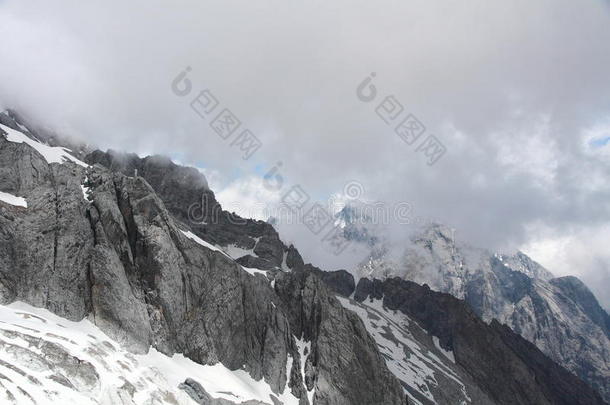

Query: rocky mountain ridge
[0,113,406,405]
[339,204,610,401]
[0,110,607,404]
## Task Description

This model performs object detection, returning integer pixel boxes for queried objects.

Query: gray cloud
[1,0,609,306]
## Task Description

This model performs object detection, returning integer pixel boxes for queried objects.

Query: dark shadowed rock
[301,265,355,297]
[351,222,610,401]
[236,255,277,270]
[275,271,407,405]
[355,277,607,405]
[179,378,272,405]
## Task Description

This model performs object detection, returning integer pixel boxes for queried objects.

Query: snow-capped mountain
[0,109,606,404]
[337,203,610,402]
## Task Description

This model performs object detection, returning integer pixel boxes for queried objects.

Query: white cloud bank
[0,0,609,306]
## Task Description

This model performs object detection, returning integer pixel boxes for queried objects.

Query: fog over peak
[1,0,609,307]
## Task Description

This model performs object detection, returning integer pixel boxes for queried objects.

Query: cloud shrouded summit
[0,0,609,307]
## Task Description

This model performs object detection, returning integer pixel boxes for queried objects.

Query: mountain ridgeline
[338,202,610,402]
[0,110,607,404]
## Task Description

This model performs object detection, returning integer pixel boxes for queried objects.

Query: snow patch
[0,302,192,404]
[138,349,296,404]
[241,267,268,278]
[0,123,87,167]
[15,121,31,134]
[338,297,471,405]
[180,231,272,281]
[295,336,314,404]
[180,230,227,256]
[0,191,27,207]
[432,336,455,363]
[81,175,91,200]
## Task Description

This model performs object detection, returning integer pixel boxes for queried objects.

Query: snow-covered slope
[0,122,87,167]
[0,190,27,207]
[337,296,496,405]
[0,302,308,405]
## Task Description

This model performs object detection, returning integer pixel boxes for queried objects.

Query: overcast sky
[1,0,609,307]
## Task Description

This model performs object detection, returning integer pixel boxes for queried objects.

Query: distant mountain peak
[335,211,609,400]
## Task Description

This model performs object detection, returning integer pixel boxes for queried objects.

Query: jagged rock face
[550,275,610,337]
[0,134,93,321]
[82,149,407,405]
[333,205,379,248]
[299,266,355,298]
[1,147,296,389]
[496,250,555,281]
[273,271,406,405]
[353,222,610,401]
[2,113,607,405]
[0,122,408,404]
[85,149,287,256]
[354,277,607,405]
[337,295,496,405]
